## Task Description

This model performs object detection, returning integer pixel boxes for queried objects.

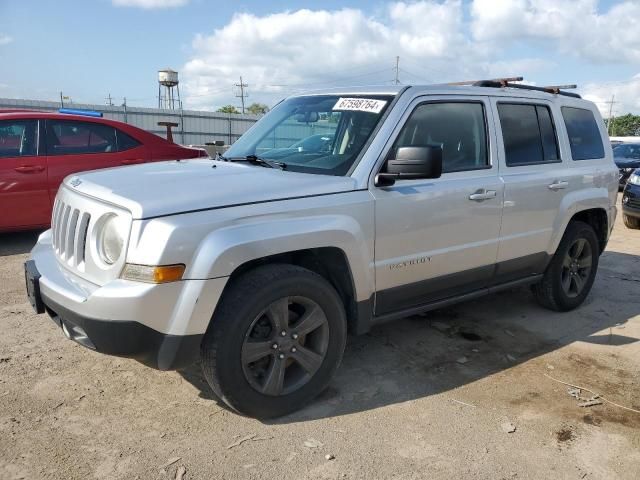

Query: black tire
[200,264,347,418]
[533,221,600,312]
[623,214,640,230]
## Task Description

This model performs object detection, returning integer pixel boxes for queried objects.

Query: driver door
[371,96,504,315]
[0,119,50,230]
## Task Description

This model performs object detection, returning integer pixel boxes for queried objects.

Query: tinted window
[116,129,141,151]
[562,107,605,160]
[498,103,559,166]
[47,120,117,156]
[0,120,38,158]
[613,144,640,159]
[394,102,488,172]
[536,106,559,161]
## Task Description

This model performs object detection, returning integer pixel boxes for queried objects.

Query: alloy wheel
[241,296,330,396]
[560,238,593,298]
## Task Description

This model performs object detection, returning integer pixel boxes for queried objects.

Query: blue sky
[1,0,639,114]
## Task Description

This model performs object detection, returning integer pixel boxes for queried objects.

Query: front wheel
[200,264,347,418]
[533,221,599,312]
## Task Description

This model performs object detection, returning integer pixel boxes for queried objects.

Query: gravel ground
[1,202,639,480]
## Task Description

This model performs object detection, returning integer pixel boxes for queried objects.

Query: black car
[613,143,640,189]
[622,168,640,229]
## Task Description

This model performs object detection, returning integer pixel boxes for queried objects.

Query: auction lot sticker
[333,98,387,114]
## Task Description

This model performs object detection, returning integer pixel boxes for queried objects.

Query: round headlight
[98,215,124,265]
[629,172,640,186]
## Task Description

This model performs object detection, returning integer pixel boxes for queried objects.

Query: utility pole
[122,97,128,124]
[605,95,618,135]
[394,56,400,85]
[106,93,114,106]
[60,91,64,108]
[234,76,248,114]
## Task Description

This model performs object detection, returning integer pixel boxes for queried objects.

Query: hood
[63,159,358,219]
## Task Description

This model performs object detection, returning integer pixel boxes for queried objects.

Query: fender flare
[548,186,610,254]
[187,214,374,302]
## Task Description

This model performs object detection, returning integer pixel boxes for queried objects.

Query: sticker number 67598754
[332,98,387,114]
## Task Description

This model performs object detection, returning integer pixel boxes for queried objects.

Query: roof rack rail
[448,77,523,86]
[464,77,581,98]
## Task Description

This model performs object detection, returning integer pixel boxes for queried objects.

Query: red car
[0,110,206,232]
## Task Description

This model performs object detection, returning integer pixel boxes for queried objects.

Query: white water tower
[158,68,181,109]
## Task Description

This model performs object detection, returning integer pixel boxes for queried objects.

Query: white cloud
[471,0,640,63]
[181,1,640,110]
[182,1,493,109]
[112,0,188,9]
[581,75,640,116]
[0,34,13,46]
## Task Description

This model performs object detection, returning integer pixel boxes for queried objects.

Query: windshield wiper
[221,154,286,170]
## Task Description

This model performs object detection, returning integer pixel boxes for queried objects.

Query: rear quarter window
[116,129,142,151]
[561,107,605,160]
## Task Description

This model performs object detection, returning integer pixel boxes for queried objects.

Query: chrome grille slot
[74,212,91,265]
[65,209,80,261]
[58,205,71,257]
[52,199,63,251]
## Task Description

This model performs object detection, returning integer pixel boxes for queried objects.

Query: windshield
[224,94,394,176]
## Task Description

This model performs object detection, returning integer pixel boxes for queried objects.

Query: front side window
[498,103,559,166]
[0,120,38,158]
[393,102,488,173]
[224,95,393,176]
[561,107,605,160]
[47,120,117,156]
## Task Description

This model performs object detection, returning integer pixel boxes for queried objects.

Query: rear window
[47,120,117,156]
[497,103,559,166]
[561,107,605,160]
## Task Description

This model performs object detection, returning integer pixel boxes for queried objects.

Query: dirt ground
[1,201,639,480]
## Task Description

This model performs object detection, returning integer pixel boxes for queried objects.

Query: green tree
[247,103,270,115]
[217,105,240,114]
[605,114,640,136]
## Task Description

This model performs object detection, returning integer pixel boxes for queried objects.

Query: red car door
[0,119,50,231]
[45,119,149,200]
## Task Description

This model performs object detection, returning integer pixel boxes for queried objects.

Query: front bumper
[27,230,228,370]
[622,183,640,218]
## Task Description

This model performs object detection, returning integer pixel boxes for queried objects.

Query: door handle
[548,180,569,190]
[14,165,45,173]
[120,159,144,165]
[469,189,497,201]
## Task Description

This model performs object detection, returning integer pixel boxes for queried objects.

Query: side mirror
[375,145,443,187]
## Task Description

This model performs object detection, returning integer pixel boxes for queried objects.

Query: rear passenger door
[492,99,570,282]
[45,119,147,199]
[372,97,504,315]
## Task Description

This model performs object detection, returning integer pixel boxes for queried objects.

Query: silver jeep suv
[26,81,618,418]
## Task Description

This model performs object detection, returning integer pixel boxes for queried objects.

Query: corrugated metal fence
[0,97,260,146]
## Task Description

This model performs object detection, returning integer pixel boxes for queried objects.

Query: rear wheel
[534,221,599,312]
[623,214,640,229]
[200,264,347,418]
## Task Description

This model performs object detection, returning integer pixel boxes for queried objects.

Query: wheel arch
[550,189,612,255]
[189,216,375,335]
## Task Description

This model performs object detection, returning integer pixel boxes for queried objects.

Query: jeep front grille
[51,197,91,268]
